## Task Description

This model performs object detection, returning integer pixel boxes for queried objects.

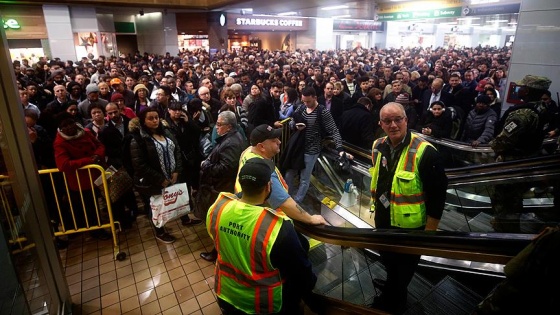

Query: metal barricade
[39,164,126,260]
[0,175,35,254]
[0,165,126,260]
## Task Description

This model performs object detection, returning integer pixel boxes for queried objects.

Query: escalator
[294,136,559,314]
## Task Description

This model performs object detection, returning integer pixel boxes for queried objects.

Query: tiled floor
[59,213,222,315]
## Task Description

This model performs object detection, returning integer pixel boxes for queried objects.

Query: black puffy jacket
[128,118,183,196]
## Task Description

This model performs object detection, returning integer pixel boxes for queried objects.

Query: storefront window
[74,32,98,59]
[178,35,209,52]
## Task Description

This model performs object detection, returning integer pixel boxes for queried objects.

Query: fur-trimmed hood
[128,117,171,136]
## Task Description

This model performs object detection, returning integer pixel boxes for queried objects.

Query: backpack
[490,106,541,156]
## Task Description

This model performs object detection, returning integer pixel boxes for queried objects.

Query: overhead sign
[3,19,21,30]
[227,14,308,31]
[464,3,521,16]
[333,20,384,32]
[378,0,462,13]
[377,7,462,21]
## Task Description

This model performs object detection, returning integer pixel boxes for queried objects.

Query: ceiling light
[321,5,348,11]
[332,15,351,19]
[277,11,298,16]
[470,0,499,4]
[456,17,480,21]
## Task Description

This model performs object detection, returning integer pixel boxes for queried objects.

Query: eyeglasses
[541,97,550,101]
[380,116,405,125]
[216,122,229,127]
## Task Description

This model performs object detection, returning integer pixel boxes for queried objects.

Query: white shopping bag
[150,182,190,228]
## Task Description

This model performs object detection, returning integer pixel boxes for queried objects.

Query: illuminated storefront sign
[377,7,462,21]
[334,20,384,32]
[236,17,303,27]
[3,19,21,29]
[228,14,308,31]
[376,0,462,21]
[464,3,520,16]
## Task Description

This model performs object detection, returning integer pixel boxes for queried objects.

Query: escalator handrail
[295,222,534,265]
[322,143,560,187]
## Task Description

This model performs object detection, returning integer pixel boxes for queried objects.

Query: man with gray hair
[78,83,108,119]
[197,110,248,262]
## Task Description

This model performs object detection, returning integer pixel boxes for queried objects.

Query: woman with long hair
[377,77,387,91]
[279,87,298,119]
[129,107,183,243]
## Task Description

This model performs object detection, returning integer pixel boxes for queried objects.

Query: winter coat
[128,118,183,196]
[54,127,105,191]
[200,129,247,193]
[462,108,497,144]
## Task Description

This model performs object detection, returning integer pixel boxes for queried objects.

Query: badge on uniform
[381,156,388,171]
[379,192,390,209]
[504,121,518,133]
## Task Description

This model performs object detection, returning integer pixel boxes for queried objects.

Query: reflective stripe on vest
[235,148,288,194]
[208,192,283,313]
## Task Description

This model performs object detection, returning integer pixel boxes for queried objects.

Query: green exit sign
[3,19,21,30]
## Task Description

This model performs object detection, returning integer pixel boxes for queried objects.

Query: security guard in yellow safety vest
[235,124,326,226]
[369,102,448,314]
[207,158,318,314]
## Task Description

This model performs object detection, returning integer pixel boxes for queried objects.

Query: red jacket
[54,129,105,191]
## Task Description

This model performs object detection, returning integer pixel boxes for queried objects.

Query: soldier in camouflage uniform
[489,75,552,232]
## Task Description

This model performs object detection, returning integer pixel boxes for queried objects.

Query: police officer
[370,102,448,313]
[490,75,552,232]
[206,158,318,314]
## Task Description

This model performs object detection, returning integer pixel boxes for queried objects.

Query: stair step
[404,276,482,315]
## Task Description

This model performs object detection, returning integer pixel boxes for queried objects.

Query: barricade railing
[0,165,126,260]
[0,175,35,254]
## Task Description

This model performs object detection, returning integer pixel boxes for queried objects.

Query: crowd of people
[14,44,560,314]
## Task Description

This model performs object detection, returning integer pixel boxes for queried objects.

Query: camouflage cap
[515,75,551,90]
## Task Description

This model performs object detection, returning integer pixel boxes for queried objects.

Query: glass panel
[0,27,69,314]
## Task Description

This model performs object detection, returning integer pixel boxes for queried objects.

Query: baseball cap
[515,75,552,91]
[110,78,122,86]
[238,158,275,190]
[215,69,224,74]
[250,124,282,146]
[475,79,488,92]
[165,71,175,78]
[110,93,124,102]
